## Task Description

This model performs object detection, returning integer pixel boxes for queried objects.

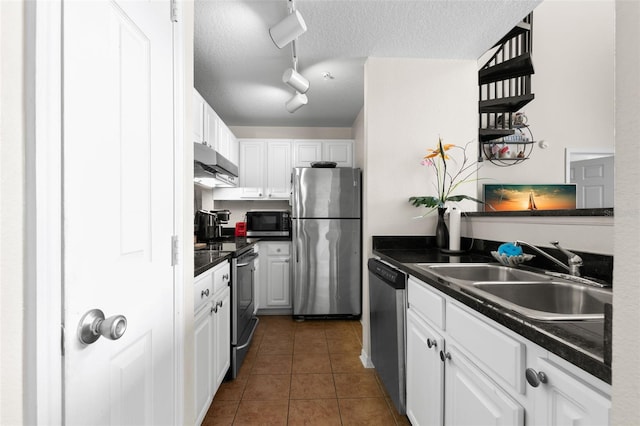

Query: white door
[63,1,175,424]
[406,309,445,426]
[266,140,292,198]
[444,345,524,426]
[570,156,614,208]
[532,357,611,425]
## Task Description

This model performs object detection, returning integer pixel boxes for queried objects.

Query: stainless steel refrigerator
[291,167,362,318]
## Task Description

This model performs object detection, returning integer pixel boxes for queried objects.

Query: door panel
[570,156,614,208]
[63,1,175,424]
[292,218,361,316]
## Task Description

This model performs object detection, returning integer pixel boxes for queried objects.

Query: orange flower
[423,143,455,160]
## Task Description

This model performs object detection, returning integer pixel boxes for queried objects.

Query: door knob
[77,309,127,345]
[439,350,451,362]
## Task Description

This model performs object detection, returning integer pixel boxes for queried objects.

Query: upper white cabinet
[193,88,238,165]
[193,89,206,144]
[239,139,291,199]
[215,138,354,200]
[292,139,354,167]
[323,140,353,167]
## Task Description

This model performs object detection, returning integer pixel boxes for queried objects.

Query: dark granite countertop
[372,236,612,384]
[194,236,292,277]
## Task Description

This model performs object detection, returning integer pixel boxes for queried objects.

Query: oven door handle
[236,253,259,267]
[235,317,260,351]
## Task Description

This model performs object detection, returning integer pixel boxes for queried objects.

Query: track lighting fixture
[269,9,307,49]
[285,92,308,113]
[282,68,309,94]
[271,0,309,113]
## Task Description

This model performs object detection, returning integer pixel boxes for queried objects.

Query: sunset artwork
[483,184,577,212]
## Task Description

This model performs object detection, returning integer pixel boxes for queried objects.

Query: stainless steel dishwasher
[368,258,407,415]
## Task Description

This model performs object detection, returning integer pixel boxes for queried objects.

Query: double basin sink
[412,263,612,321]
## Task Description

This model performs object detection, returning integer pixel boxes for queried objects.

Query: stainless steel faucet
[515,240,583,276]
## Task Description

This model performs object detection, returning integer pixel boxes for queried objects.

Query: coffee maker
[194,210,219,243]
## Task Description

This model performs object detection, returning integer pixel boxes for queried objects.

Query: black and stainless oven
[229,246,259,379]
[246,210,291,237]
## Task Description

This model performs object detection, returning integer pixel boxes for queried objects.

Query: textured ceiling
[194,0,541,128]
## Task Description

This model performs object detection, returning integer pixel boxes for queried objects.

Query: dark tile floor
[202,315,410,425]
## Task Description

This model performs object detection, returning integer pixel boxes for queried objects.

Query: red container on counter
[235,222,247,237]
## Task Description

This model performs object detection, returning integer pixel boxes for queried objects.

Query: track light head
[282,68,310,94]
[269,10,307,49]
[285,92,308,113]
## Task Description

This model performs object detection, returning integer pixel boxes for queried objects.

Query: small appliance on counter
[194,210,219,243]
[245,210,291,237]
[212,209,231,237]
[235,222,247,237]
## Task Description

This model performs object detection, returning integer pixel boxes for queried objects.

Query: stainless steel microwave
[245,210,291,237]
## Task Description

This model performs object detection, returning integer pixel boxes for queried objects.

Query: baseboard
[360,349,374,369]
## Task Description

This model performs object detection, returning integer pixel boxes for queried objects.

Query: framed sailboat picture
[483,184,577,212]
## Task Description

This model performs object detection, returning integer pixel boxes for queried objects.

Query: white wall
[361,57,478,360]
[0,2,25,424]
[478,0,615,185]
[230,126,352,139]
[612,0,640,422]
[351,108,365,170]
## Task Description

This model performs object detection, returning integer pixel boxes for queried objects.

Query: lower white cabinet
[406,276,611,426]
[257,241,291,313]
[444,342,524,426]
[406,308,444,426]
[194,261,231,426]
[531,356,611,425]
[194,301,214,424]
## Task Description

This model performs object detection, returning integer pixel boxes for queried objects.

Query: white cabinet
[204,103,218,149]
[531,356,611,425]
[193,88,238,165]
[194,301,214,424]
[193,89,206,144]
[444,343,524,426]
[257,241,291,313]
[292,139,354,167]
[239,139,291,199]
[323,140,353,167]
[406,308,444,426]
[406,275,611,426]
[212,286,231,391]
[193,260,231,426]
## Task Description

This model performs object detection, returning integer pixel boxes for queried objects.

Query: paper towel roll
[449,207,461,251]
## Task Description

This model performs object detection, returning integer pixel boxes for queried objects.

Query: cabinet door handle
[201,289,210,298]
[439,350,451,362]
[223,274,229,281]
[525,368,548,387]
[427,338,437,349]
[217,300,223,308]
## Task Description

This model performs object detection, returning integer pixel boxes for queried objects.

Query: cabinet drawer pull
[439,350,451,362]
[217,300,223,308]
[427,338,437,349]
[525,368,547,387]
[201,289,210,298]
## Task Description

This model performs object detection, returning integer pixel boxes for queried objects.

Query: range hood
[194,142,238,187]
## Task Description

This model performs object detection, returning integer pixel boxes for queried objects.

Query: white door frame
[28,1,186,423]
